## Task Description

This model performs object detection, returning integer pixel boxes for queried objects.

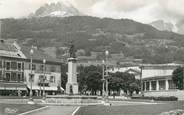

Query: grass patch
[75,101,184,115]
[0,104,44,115]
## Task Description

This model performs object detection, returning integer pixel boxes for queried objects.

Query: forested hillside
[1,16,184,63]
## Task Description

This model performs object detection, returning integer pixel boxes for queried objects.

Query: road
[29,106,79,115]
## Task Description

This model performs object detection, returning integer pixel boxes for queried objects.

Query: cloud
[0,0,65,18]
[87,0,157,23]
[157,0,184,22]
[0,0,44,18]
[0,0,184,25]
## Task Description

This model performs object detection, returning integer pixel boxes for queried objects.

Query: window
[22,72,24,81]
[142,82,145,91]
[50,66,56,72]
[146,82,149,91]
[0,71,2,80]
[40,64,46,72]
[17,73,23,82]
[29,64,36,70]
[168,80,177,89]
[29,74,34,82]
[11,72,17,81]
[159,80,166,90]
[0,60,2,68]
[50,76,55,83]
[11,61,17,70]
[18,63,22,71]
[39,75,44,82]
[22,63,24,70]
[32,64,36,70]
[5,73,10,81]
[40,65,44,72]
[151,81,156,90]
[6,62,10,70]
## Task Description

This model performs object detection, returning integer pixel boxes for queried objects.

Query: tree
[172,66,184,90]
[86,72,102,95]
[108,72,140,96]
[77,65,88,94]
[108,72,124,94]
[61,64,67,90]
[77,65,102,95]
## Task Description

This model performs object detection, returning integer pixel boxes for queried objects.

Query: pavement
[27,106,79,115]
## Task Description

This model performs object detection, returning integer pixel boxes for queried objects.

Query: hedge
[132,96,178,101]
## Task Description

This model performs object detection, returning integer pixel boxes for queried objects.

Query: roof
[20,46,61,63]
[140,63,183,69]
[0,39,61,64]
[0,39,17,52]
[143,75,172,81]
[0,40,24,58]
[125,68,140,75]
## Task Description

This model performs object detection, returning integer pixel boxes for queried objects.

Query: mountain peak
[31,1,81,17]
[149,20,174,32]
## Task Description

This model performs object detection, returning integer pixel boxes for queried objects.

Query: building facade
[0,39,63,96]
[142,64,184,100]
[109,66,141,79]
[24,59,62,96]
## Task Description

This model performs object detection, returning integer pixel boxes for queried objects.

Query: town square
[0,0,184,115]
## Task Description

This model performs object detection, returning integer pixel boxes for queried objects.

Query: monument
[66,42,79,94]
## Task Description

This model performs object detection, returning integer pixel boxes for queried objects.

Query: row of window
[0,61,24,71]
[143,80,177,91]
[0,60,60,73]
[0,71,24,82]
[28,63,58,72]
[29,75,56,83]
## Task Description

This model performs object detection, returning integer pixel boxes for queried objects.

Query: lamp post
[43,59,46,100]
[102,60,105,99]
[105,50,109,100]
[29,48,34,100]
[140,65,143,96]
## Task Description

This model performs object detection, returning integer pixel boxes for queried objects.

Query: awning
[0,82,27,90]
[27,85,64,91]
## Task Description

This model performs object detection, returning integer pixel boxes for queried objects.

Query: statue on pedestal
[66,41,78,95]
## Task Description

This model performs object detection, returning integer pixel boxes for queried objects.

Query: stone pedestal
[66,58,78,95]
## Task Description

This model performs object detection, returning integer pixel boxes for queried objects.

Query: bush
[159,109,184,115]
[132,96,178,101]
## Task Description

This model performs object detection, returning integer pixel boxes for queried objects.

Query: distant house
[142,64,184,100]
[109,66,141,79]
[125,68,141,79]
[0,39,63,96]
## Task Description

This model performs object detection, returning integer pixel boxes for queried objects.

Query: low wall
[45,98,99,105]
[45,95,100,105]
[144,90,184,100]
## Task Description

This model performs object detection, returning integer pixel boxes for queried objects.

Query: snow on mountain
[32,1,81,17]
[149,20,175,32]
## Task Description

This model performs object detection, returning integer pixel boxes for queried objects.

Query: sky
[0,0,184,24]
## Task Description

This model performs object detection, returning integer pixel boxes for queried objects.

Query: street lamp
[43,59,46,100]
[102,60,105,99]
[29,48,34,100]
[105,50,109,100]
[139,65,144,96]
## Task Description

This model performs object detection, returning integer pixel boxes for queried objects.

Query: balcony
[38,80,49,87]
